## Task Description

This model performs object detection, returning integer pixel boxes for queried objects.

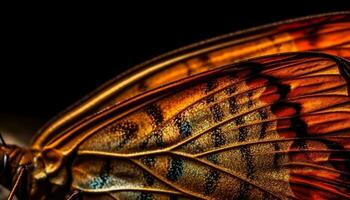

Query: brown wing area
[32,12,350,150]
[61,53,350,200]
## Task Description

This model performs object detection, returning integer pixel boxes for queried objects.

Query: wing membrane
[69,53,350,199]
[33,12,350,151]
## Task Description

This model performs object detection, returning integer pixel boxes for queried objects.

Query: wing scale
[32,12,350,152]
[66,52,350,200]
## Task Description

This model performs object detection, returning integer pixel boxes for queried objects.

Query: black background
[1,3,349,134]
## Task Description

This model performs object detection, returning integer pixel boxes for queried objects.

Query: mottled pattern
[166,157,184,182]
[23,11,350,200]
[33,12,350,153]
[145,104,164,126]
[73,54,350,199]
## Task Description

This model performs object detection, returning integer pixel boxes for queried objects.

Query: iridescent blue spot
[175,116,192,138]
[88,173,109,189]
[166,156,184,181]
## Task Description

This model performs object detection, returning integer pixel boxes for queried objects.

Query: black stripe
[210,104,224,122]
[145,104,164,126]
[231,91,257,182]
[141,156,155,168]
[240,146,255,179]
[110,121,138,150]
[207,153,219,164]
[258,109,268,139]
[225,85,236,95]
[211,128,225,147]
[166,156,184,182]
[235,111,251,181]
[235,116,245,126]
[259,122,268,139]
[273,142,281,168]
[236,116,247,142]
[238,127,248,142]
[141,156,156,185]
[174,116,192,138]
[259,109,268,120]
[153,130,165,147]
[204,170,220,195]
[228,96,238,114]
[206,94,215,104]
[247,91,254,108]
[305,20,324,46]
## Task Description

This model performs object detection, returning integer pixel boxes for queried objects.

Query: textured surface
[32,12,350,150]
[23,12,350,200]
[67,53,350,199]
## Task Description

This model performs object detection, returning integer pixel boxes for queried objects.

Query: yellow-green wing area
[69,52,350,200]
[32,12,350,151]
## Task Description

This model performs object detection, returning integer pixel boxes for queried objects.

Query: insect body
[1,12,350,200]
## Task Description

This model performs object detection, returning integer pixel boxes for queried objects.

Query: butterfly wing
[32,12,350,151]
[65,52,350,200]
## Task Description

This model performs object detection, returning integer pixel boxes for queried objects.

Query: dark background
[1,3,349,141]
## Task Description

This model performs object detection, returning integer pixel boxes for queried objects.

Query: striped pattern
[25,12,350,200]
[32,12,350,153]
[72,53,350,199]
